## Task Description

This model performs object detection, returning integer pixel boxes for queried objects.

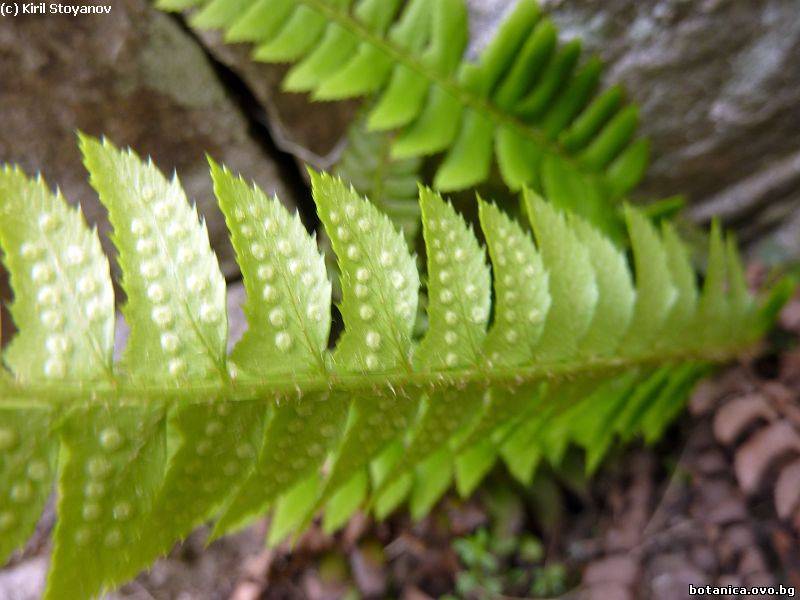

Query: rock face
[190,28,359,168]
[541,0,800,260]
[465,0,800,259]
[466,0,800,259]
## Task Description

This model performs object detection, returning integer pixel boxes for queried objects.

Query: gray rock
[0,556,47,600]
[472,0,800,258]
[541,0,800,259]
[188,26,359,168]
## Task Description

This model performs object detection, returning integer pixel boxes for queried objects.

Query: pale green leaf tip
[205,154,222,172]
[306,165,324,185]
[522,186,546,217]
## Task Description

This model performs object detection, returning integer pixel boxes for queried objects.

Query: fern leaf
[46,406,166,599]
[540,154,623,240]
[224,0,296,43]
[0,166,114,567]
[140,400,266,566]
[415,188,490,368]
[314,0,406,99]
[155,0,203,10]
[640,363,708,443]
[0,141,788,594]
[371,187,491,500]
[210,396,346,540]
[409,446,453,519]
[606,138,650,197]
[695,221,731,347]
[303,170,421,527]
[0,166,115,380]
[79,136,227,381]
[266,474,320,547]
[659,221,699,349]
[323,469,368,534]
[479,199,549,365]
[468,205,633,490]
[211,161,331,374]
[501,375,628,485]
[567,371,640,473]
[313,170,418,371]
[523,190,597,360]
[50,136,226,595]
[454,439,498,498]
[168,0,649,217]
[500,403,552,485]
[153,158,333,553]
[725,233,756,344]
[570,216,635,357]
[371,442,412,519]
[447,200,550,491]
[0,410,57,566]
[620,205,678,354]
[192,0,253,28]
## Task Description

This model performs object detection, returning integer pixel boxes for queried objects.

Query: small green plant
[0,135,789,599]
[530,563,568,597]
[453,529,506,597]
[451,527,566,598]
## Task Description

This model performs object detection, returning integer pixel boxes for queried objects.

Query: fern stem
[0,342,750,409]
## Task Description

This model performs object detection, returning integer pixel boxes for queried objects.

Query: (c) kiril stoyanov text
[0,2,111,16]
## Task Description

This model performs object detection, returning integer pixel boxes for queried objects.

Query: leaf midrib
[0,341,749,408]
[301,0,585,173]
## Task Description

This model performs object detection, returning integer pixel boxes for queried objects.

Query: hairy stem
[0,342,749,408]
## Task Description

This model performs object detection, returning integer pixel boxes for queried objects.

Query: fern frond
[0,138,788,599]
[166,0,648,224]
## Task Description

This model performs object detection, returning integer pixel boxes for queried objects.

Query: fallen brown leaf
[734,421,800,494]
[712,394,776,446]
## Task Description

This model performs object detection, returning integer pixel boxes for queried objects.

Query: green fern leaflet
[0,137,791,599]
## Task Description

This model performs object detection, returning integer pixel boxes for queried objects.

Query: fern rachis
[0,137,789,599]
